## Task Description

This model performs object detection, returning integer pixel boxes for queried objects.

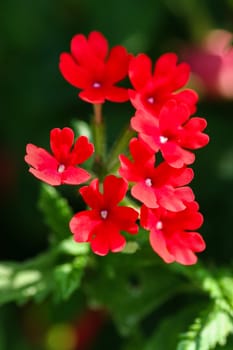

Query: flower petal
[111,206,139,234]
[103,175,128,207]
[132,182,158,208]
[25,144,61,185]
[105,86,129,102]
[50,127,74,162]
[129,54,152,90]
[88,31,108,60]
[71,136,94,165]
[70,210,100,242]
[62,166,91,185]
[79,179,104,209]
[106,46,130,83]
[149,228,175,263]
[59,53,91,89]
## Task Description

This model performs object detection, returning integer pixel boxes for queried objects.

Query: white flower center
[147,96,155,104]
[159,135,168,144]
[57,164,65,173]
[100,210,108,220]
[156,221,163,230]
[145,178,153,187]
[93,82,101,88]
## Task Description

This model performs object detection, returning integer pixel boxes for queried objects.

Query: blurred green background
[1,0,233,349]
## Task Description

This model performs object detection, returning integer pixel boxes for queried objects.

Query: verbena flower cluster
[25,31,209,265]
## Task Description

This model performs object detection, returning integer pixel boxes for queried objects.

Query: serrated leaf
[177,304,233,350]
[38,184,73,241]
[144,303,203,350]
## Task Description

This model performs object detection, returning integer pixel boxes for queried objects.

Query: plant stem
[107,125,135,174]
[92,103,106,179]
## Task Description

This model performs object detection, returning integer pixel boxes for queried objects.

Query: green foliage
[85,249,188,336]
[38,184,73,242]
[177,305,233,350]
[144,303,204,350]
[0,239,89,305]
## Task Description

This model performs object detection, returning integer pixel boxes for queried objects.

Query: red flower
[70,175,139,256]
[119,138,194,211]
[140,202,206,265]
[128,53,198,115]
[131,99,209,168]
[59,31,131,104]
[25,127,94,186]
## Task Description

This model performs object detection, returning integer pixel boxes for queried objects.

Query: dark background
[0,0,233,349]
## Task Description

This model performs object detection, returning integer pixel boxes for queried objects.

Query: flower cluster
[25,31,209,264]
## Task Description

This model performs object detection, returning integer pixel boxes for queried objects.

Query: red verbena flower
[25,127,94,186]
[131,99,209,168]
[128,52,198,115]
[59,31,131,104]
[70,175,139,256]
[119,138,194,211]
[140,201,206,265]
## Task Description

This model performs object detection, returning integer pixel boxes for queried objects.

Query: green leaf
[177,304,233,350]
[0,238,89,306]
[144,303,204,350]
[85,248,186,335]
[54,255,89,301]
[38,184,73,241]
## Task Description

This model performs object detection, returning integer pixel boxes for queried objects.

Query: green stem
[91,103,106,179]
[107,125,135,174]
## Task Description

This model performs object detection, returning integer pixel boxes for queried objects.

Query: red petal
[79,179,104,209]
[71,136,94,165]
[159,100,190,132]
[171,62,190,90]
[156,186,187,212]
[132,182,158,208]
[105,86,129,102]
[154,53,178,77]
[79,88,106,103]
[71,34,92,67]
[106,46,129,83]
[168,231,205,265]
[131,110,159,137]
[111,206,139,234]
[129,54,152,90]
[174,187,195,204]
[70,210,100,242]
[119,154,145,182]
[129,138,155,165]
[149,229,175,263]
[88,31,108,60]
[50,127,74,162]
[62,166,91,185]
[25,144,61,185]
[181,118,209,149]
[108,226,126,252]
[103,175,128,207]
[161,142,195,168]
[59,53,91,88]
[90,224,110,256]
[173,89,198,114]
[29,168,61,186]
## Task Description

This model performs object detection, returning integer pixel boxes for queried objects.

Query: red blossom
[128,52,198,115]
[59,31,131,104]
[131,99,209,168]
[119,138,194,211]
[70,175,139,256]
[140,201,206,265]
[25,127,94,186]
